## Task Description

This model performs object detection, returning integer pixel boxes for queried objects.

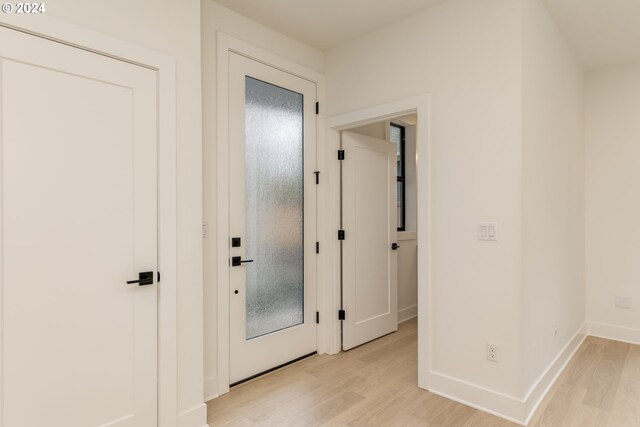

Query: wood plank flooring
[529,336,640,427]
[207,319,640,426]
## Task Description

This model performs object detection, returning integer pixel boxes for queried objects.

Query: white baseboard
[587,321,640,345]
[398,305,418,323]
[522,324,587,425]
[429,323,587,425]
[429,371,525,425]
[178,403,209,427]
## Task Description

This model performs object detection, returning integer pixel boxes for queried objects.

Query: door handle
[391,243,400,250]
[126,271,154,286]
[231,256,254,267]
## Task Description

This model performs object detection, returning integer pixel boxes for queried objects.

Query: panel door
[341,131,398,350]
[228,52,317,384]
[0,26,158,427]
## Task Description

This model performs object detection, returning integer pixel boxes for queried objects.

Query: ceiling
[215,0,640,69]
[543,0,640,69]
[213,0,446,51]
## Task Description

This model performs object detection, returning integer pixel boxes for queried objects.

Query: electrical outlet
[615,296,632,310]
[486,343,498,363]
[554,320,558,336]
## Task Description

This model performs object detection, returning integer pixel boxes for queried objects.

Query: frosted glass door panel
[245,76,304,340]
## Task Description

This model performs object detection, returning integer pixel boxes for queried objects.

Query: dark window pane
[391,123,406,231]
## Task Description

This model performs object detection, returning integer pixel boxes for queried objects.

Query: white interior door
[228,53,317,384]
[341,131,398,350]
[0,27,158,427]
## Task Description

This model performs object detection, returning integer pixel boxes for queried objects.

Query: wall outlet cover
[615,296,632,309]
[486,343,498,363]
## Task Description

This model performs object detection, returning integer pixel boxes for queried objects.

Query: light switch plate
[478,222,498,241]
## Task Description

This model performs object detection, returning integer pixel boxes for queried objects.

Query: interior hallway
[208,319,640,426]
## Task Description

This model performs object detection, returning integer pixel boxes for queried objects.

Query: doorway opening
[324,95,430,390]
[346,115,419,331]
[338,116,418,353]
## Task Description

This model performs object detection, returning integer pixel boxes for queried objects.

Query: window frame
[390,123,406,232]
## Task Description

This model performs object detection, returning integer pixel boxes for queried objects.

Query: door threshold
[230,351,317,387]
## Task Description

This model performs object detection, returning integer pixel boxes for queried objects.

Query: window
[390,123,405,231]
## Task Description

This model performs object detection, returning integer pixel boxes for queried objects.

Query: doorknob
[126,271,154,286]
[231,256,254,267]
[391,243,400,250]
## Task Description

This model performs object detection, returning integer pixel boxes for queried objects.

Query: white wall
[585,61,640,342]
[521,0,585,393]
[327,1,589,420]
[201,0,325,400]
[42,1,205,424]
[398,233,418,322]
[326,0,525,398]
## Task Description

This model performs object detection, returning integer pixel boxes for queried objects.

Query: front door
[341,131,398,350]
[228,53,317,384]
[0,26,158,426]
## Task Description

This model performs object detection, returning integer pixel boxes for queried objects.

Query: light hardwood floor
[207,319,640,426]
[529,335,640,427]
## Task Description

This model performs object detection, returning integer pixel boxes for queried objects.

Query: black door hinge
[315,102,319,115]
[338,230,345,240]
[314,171,320,184]
[338,150,345,160]
[157,271,161,283]
[316,311,320,324]
[338,309,346,320]
[316,241,320,254]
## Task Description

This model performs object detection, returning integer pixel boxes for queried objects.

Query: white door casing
[0,26,158,427]
[341,131,398,350]
[228,52,317,384]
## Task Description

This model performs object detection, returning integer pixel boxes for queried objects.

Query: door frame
[0,15,178,427]
[215,33,326,397]
[325,95,431,390]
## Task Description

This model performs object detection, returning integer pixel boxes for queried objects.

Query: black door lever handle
[231,256,254,267]
[391,243,400,250]
[127,271,154,286]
